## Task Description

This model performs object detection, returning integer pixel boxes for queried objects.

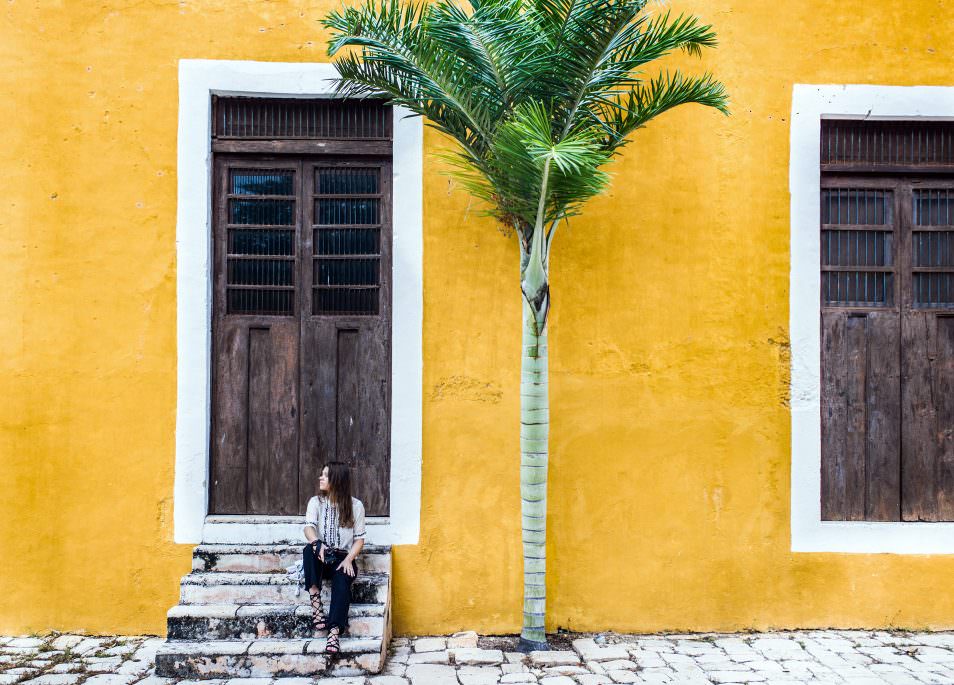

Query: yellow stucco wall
[3,0,954,637]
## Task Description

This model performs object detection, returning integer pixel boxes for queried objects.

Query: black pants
[302,544,357,631]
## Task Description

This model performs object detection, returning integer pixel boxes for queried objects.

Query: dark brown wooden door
[820,181,902,520]
[821,178,954,521]
[210,156,392,517]
[299,161,393,516]
[901,183,954,521]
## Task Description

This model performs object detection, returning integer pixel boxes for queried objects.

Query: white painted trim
[174,59,423,546]
[790,84,954,554]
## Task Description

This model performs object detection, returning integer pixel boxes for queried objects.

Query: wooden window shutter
[821,120,954,173]
[211,96,393,155]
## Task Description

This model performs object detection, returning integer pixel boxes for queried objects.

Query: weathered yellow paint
[3,0,954,637]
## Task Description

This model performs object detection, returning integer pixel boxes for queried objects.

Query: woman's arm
[339,500,366,576]
[303,497,325,560]
[346,538,365,561]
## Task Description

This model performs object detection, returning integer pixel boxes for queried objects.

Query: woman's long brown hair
[321,461,354,528]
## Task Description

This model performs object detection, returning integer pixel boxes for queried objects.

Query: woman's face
[319,466,330,492]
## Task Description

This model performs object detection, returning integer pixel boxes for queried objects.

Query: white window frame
[173,59,423,545]
[790,84,954,553]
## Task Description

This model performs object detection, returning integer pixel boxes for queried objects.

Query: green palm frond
[427,0,549,109]
[323,0,502,154]
[594,70,729,152]
[321,0,729,239]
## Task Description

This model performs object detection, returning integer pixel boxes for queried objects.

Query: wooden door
[299,160,393,517]
[210,156,392,517]
[211,160,303,515]
[821,178,954,521]
[901,182,954,521]
[820,180,902,520]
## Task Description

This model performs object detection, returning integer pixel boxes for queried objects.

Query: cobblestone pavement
[4,630,954,685]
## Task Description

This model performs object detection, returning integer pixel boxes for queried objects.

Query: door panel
[821,311,862,520]
[210,323,250,515]
[901,184,954,520]
[820,182,901,520]
[246,323,301,515]
[936,317,954,519]
[863,311,902,520]
[210,159,303,515]
[299,160,392,516]
[820,310,901,520]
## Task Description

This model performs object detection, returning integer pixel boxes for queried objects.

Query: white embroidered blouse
[303,495,367,551]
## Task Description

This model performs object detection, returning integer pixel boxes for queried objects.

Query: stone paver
[407,651,451,665]
[451,649,504,666]
[499,675,535,684]
[368,678,408,685]
[21,675,84,685]
[4,630,954,685]
[412,638,446,654]
[83,676,140,685]
[571,641,629,663]
[575,675,611,685]
[538,676,574,685]
[457,665,501,685]
[541,666,587,676]
[529,652,580,667]
[405,664,457,685]
[448,633,479,650]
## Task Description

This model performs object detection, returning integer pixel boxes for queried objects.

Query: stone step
[154,637,386,678]
[167,603,386,640]
[179,572,389,605]
[157,543,392,680]
[193,544,392,574]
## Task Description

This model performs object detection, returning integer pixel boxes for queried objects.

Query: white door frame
[789,84,954,553]
[173,59,423,545]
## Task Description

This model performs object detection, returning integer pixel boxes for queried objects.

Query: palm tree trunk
[519,292,549,650]
[518,159,552,651]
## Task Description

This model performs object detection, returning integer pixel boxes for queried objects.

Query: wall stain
[768,327,792,408]
[430,375,503,403]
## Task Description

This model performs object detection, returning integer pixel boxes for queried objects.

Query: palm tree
[321,0,728,650]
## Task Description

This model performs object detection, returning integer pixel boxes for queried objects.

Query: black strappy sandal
[324,627,341,655]
[309,591,328,632]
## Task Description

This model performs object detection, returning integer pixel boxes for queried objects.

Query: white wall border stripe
[174,59,423,545]
[790,84,954,554]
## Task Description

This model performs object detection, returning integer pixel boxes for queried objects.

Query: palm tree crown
[322,0,728,238]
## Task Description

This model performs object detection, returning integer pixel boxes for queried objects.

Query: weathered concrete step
[180,572,389,605]
[193,544,391,574]
[154,638,385,678]
[167,603,385,640]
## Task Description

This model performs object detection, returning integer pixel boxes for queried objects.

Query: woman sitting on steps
[302,461,367,656]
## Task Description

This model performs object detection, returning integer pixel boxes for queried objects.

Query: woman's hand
[337,558,356,577]
[319,544,327,563]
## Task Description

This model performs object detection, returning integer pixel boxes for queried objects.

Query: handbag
[323,547,347,568]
